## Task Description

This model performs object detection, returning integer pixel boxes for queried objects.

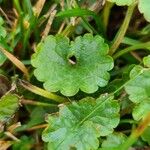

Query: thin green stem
[23,0,33,17]
[120,119,137,124]
[19,79,68,103]
[21,99,57,107]
[113,67,150,95]
[61,23,76,36]
[120,112,150,150]
[61,0,100,36]
[74,0,100,34]
[13,0,22,14]
[113,41,150,59]
[81,17,98,34]
[102,1,113,33]
[61,18,98,36]
[109,2,137,55]
[122,37,141,45]
[120,133,137,150]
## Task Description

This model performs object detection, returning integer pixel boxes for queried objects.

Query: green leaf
[12,136,34,150]
[42,95,120,150]
[0,17,4,25]
[107,0,134,6]
[0,94,19,123]
[57,8,101,31]
[143,55,150,67]
[16,107,45,131]
[0,27,6,38]
[125,65,150,120]
[0,17,10,66]
[132,100,150,121]
[125,65,150,103]
[57,8,97,18]
[26,107,45,127]
[99,133,126,150]
[129,65,144,79]
[0,17,6,38]
[31,34,113,96]
[0,42,13,66]
[138,0,150,22]
[141,126,150,145]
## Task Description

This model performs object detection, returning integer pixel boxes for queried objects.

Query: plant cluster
[0,0,150,150]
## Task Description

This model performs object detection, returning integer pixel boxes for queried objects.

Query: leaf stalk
[109,2,137,55]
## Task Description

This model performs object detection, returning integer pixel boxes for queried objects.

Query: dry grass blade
[0,141,12,150]
[27,124,48,131]
[0,7,12,26]
[7,122,21,133]
[0,46,29,80]
[19,80,68,103]
[42,9,57,40]
[4,132,20,142]
[33,0,46,17]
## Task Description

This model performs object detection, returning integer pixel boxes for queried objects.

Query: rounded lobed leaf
[42,95,120,150]
[125,64,150,120]
[100,132,126,150]
[138,0,150,22]
[0,94,19,124]
[107,0,134,6]
[143,55,150,67]
[132,100,150,121]
[125,66,150,103]
[31,34,114,96]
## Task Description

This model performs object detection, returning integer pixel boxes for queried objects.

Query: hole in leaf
[68,55,77,65]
